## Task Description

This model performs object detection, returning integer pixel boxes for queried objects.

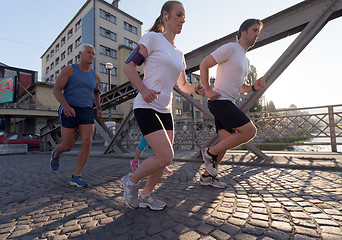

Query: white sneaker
[139,192,166,210]
[120,173,139,209]
[201,148,218,176]
[199,174,226,189]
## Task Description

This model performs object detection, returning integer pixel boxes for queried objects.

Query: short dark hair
[237,19,263,40]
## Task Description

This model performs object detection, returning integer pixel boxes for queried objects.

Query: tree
[266,100,276,111]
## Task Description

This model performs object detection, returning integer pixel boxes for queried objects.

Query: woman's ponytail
[149,15,164,33]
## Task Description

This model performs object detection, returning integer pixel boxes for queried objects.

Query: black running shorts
[134,108,174,136]
[208,100,250,133]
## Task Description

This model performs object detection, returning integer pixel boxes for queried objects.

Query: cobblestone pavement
[1,151,342,240]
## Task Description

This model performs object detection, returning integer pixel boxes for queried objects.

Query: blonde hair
[149,1,182,33]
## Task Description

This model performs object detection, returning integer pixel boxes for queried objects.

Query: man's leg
[50,126,76,171]
[203,129,231,177]
[208,121,257,156]
[55,126,77,157]
[200,122,256,186]
[73,124,94,176]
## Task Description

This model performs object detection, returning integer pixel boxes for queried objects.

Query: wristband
[251,85,256,92]
[195,88,199,95]
[94,107,102,111]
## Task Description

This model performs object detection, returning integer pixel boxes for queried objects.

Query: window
[68,28,73,39]
[67,59,73,66]
[75,19,81,31]
[61,65,66,70]
[186,74,191,80]
[6,134,20,140]
[50,62,54,70]
[175,95,182,102]
[46,67,49,74]
[51,74,54,80]
[99,27,117,41]
[61,51,66,60]
[99,9,116,24]
[67,44,73,54]
[124,22,137,34]
[75,37,82,48]
[124,38,138,49]
[55,57,60,65]
[195,111,201,118]
[100,63,107,73]
[99,45,117,58]
[46,54,49,62]
[194,77,200,83]
[51,49,54,57]
[61,37,66,46]
[111,67,117,76]
[75,54,81,63]
[99,82,108,92]
[176,109,182,116]
[55,43,59,52]
[55,70,60,78]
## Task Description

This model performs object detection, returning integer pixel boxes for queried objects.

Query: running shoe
[199,174,226,188]
[70,175,88,187]
[120,173,139,209]
[139,192,166,210]
[164,166,172,174]
[201,148,218,176]
[50,149,60,171]
[130,160,139,172]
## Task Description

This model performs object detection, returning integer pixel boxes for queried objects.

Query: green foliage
[257,131,308,151]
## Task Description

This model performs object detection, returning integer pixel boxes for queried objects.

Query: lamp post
[105,62,114,121]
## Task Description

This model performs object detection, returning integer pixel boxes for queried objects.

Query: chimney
[112,0,120,8]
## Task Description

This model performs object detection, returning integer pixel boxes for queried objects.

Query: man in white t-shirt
[199,19,265,188]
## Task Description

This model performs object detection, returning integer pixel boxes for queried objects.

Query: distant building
[0,62,38,132]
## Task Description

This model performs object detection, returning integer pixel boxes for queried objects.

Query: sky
[1,0,341,109]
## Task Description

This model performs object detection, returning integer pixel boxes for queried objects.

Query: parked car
[0,133,40,148]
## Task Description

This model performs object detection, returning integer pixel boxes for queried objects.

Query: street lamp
[105,62,114,121]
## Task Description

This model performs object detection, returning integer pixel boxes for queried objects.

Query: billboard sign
[0,76,15,103]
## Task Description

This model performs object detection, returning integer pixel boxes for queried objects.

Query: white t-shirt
[133,32,186,113]
[211,42,249,102]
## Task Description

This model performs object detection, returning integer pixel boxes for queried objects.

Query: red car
[0,133,40,148]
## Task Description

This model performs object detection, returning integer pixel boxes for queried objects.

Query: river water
[294,137,342,152]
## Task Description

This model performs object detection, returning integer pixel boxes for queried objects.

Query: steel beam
[239,0,342,113]
[184,0,342,74]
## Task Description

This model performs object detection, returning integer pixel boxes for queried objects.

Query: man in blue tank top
[51,44,103,187]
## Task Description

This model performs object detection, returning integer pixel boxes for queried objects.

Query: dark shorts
[208,100,250,133]
[59,105,95,129]
[134,108,174,136]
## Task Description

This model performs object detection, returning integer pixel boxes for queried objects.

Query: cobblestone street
[1,151,342,239]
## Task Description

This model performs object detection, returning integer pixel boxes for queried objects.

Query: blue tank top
[63,64,97,107]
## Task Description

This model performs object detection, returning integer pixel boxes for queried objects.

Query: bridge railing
[249,104,342,152]
[119,104,342,152]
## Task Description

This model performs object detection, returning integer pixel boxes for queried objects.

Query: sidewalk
[1,147,342,239]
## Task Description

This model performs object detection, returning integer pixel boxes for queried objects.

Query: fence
[118,104,342,152]
[249,104,342,152]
